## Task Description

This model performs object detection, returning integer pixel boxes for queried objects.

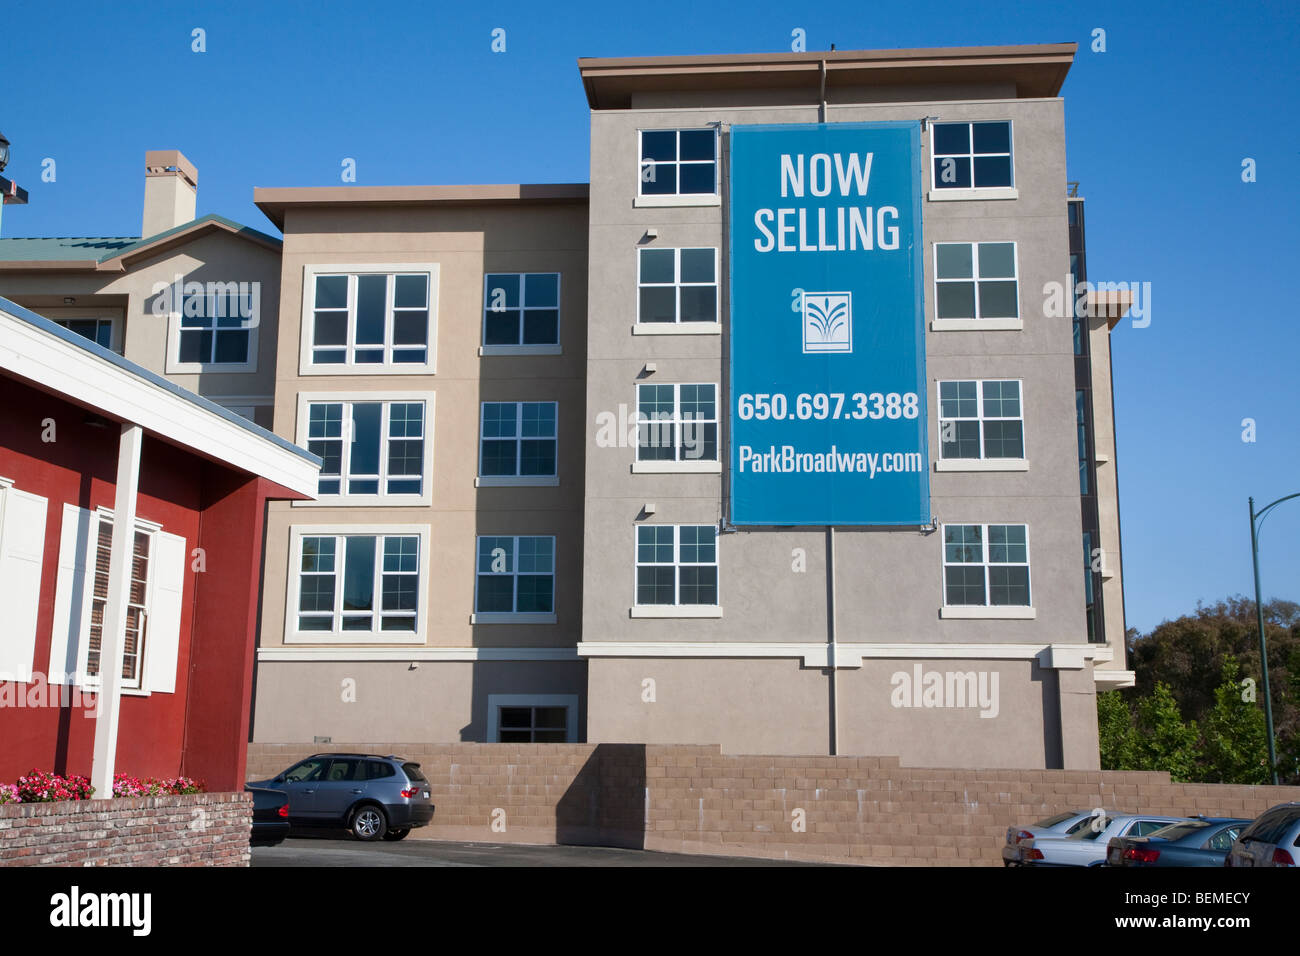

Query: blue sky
[2,0,1297,634]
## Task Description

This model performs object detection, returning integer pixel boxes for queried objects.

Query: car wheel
[350,805,388,841]
[383,828,411,842]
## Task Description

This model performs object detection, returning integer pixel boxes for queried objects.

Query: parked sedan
[248,753,435,842]
[1018,813,1187,867]
[1225,802,1300,868]
[245,785,291,847]
[1002,811,1101,866]
[1105,817,1249,867]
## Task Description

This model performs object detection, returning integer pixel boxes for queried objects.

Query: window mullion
[373,535,384,634]
[378,403,390,490]
[333,535,345,631]
[385,275,395,367]
[346,275,358,367]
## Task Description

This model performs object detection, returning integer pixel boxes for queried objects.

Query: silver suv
[1226,802,1300,867]
[250,753,435,842]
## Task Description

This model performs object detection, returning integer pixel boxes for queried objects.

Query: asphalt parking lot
[253,834,828,867]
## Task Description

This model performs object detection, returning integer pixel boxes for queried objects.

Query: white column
[90,423,143,798]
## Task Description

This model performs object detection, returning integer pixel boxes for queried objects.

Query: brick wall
[0,792,252,867]
[247,743,1300,866]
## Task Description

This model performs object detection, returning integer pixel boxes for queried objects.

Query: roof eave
[253,183,591,231]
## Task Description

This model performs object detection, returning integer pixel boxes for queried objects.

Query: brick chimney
[141,150,197,237]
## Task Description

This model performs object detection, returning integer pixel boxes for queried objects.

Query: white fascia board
[0,307,319,497]
[257,646,581,662]
[577,641,1111,670]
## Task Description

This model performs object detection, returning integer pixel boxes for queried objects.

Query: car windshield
[403,762,427,783]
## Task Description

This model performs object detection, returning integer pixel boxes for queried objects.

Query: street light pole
[1249,491,1300,786]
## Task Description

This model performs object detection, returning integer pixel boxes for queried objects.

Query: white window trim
[935,378,1027,467]
[928,120,1016,198]
[932,241,1021,331]
[940,522,1033,615]
[934,459,1028,472]
[471,534,558,623]
[285,524,431,645]
[632,461,722,474]
[480,272,562,351]
[68,506,178,697]
[293,391,436,507]
[633,195,723,208]
[636,246,720,327]
[636,128,720,201]
[486,693,579,743]
[299,263,440,375]
[0,477,47,685]
[632,523,721,614]
[631,323,722,336]
[477,400,559,483]
[635,382,720,467]
[52,314,121,354]
[165,291,260,375]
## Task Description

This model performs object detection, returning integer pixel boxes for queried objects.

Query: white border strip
[576,641,1112,670]
[258,646,581,662]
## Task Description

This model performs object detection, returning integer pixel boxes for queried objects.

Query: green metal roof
[0,213,281,263]
[0,236,137,260]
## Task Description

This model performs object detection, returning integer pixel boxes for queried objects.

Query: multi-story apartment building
[0,42,1134,770]
[577,44,1131,769]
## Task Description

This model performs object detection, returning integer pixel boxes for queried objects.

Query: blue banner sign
[728,121,929,526]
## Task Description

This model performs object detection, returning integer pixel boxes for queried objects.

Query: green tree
[1200,657,1269,784]
[1132,682,1199,782]
[1097,690,1138,770]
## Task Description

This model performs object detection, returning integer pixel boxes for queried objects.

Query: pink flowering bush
[111,773,204,797]
[0,770,204,803]
[14,769,95,802]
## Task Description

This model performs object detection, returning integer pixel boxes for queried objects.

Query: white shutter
[144,531,186,694]
[0,488,49,683]
[48,504,94,685]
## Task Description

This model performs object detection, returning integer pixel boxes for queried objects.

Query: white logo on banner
[801,292,852,353]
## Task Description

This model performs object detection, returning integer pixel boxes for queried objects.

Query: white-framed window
[482,273,561,350]
[478,401,558,485]
[636,383,719,464]
[635,524,718,608]
[48,504,186,694]
[473,535,556,622]
[287,526,430,643]
[942,523,1031,610]
[934,242,1019,323]
[638,128,718,198]
[165,286,260,373]
[637,247,718,325]
[53,317,115,352]
[937,380,1025,460]
[931,121,1014,191]
[486,694,579,743]
[300,264,438,374]
[296,393,434,506]
[0,478,48,684]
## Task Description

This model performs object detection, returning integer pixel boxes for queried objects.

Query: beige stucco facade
[250,196,591,743]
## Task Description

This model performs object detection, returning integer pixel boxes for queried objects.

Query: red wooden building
[0,294,318,792]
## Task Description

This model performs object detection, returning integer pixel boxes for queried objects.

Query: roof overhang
[1085,289,1133,330]
[578,43,1077,109]
[0,298,319,497]
[254,183,589,231]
